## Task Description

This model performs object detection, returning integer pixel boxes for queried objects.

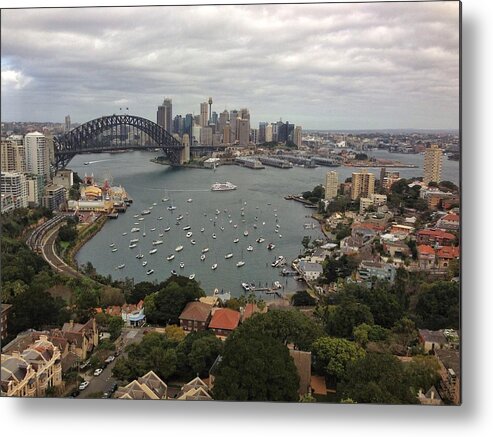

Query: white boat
[171,269,177,276]
[153,202,157,206]
[122,232,127,236]
[177,215,184,220]
[141,210,151,215]
[142,261,148,267]
[179,262,185,268]
[133,214,139,218]
[189,273,195,280]
[236,261,245,267]
[241,282,250,292]
[162,198,169,202]
[109,243,115,247]
[233,224,238,228]
[186,232,193,238]
[211,264,218,270]
[150,227,156,232]
[268,243,276,250]
[276,224,281,228]
[201,248,209,253]
[136,253,144,259]
[175,245,184,252]
[212,233,217,239]
[247,245,253,251]
[111,248,118,252]
[138,217,144,221]
[146,269,154,275]
[233,238,239,243]
[225,253,233,259]
[149,206,153,210]
[200,254,206,261]
[167,254,175,261]
[149,248,157,254]
[158,217,163,220]
[279,234,282,238]
[167,205,176,211]
[164,227,171,232]
[116,264,125,269]
[130,238,139,244]
[256,237,265,243]
[220,226,225,231]
[129,243,137,249]
[158,232,164,237]
[130,227,140,233]
[187,198,193,203]
[243,230,249,236]
[272,256,285,267]
[275,229,279,233]
[183,225,191,230]
[190,239,196,245]
[152,240,164,246]
[200,228,205,232]
[274,281,282,289]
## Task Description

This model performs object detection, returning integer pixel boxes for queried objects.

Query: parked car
[93,368,103,377]
[104,355,115,364]
[79,381,90,390]
[101,392,111,399]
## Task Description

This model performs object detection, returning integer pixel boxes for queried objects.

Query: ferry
[131,227,140,233]
[111,248,118,252]
[200,254,206,261]
[130,239,139,244]
[247,245,253,251]
[225,253,233,259]
[202,248,209,253]
[146,269,154,275]
[167,254,175,261]
[211,264,218,270]
[171,269,177,276]
[152,240,163,246]
[142,261,148,267]
[186,232,193,238]
[179,262,185,268]
[189,273,195,280]
[141,210,151,215]
[236,261,245,267]
[149,248,157,254]
[175,245,184,252]
[233,238,240,243]
[183,225,191,230]
[268,243,276,250]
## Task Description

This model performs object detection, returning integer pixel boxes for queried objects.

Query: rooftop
[208,308,241,331]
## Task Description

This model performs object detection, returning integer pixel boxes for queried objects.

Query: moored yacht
[175,245,184,252]
[167,254,175,261]
[225,253,233,259]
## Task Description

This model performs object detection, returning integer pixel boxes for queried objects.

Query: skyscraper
[208,97,213,124]
[64,115,71,132]
[157,98,173,133]
[423,144,443,185]
[1,135,25,173]
[294,126,302,147]
[218,110,229,134]
[0,172,28,209]
[265,124,273,142]
[351,170,375,200]
[200,102,209,127]
[229,110,239,141]
[238,119,250,146]
[24,132,49,182]
[325,171,339,200]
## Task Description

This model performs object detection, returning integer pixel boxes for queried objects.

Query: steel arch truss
[53,114,183,169]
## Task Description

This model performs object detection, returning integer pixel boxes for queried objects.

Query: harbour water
[72,150,459,297]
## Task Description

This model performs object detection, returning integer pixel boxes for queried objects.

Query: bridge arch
[53,114,184,169]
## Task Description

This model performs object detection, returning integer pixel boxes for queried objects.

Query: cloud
[0,2,459,129]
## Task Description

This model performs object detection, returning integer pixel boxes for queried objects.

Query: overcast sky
[1,1,459,130]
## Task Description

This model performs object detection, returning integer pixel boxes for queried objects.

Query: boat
[253,224,257,229]
[152,240,163,246]
[171,269,177,276]
[167,205,176,211]
[275,229,279,233]
[122,232,127,236]
[130,238,139,244]
[272,256,285,267]
[190,239,196,245]
[177,215,184,220]
[150,227,156,232]
[179,262,185,268]
[225,253,233,259]
[111,248,118,252]
[141,210,151,215]
[215,209,221,215]
[241,282,250,292]
[186,232,193,238]
[153,202,157,206]
[158,217,163,220]
[129,243,137,249]
[84,162,90,165]
[142,225,146,237]
[164,227,171,232]
[189,273,195,280]
[162,198,169,202]
[175,245,184,252]
[211,264,218,270]
[233,224,237,228]
[243,230,249,236]
[220,226,225,231]
[202,248,209,253]
[273,281,282,289]
[256,237,265,243]
[212,233,217,239]
[187,198,193,203]
[211,181,237,191]
[183,225,191,230]
[116,264,125,269]
[146,269,154,275]
[200,254,206,261]
[276,224,281,228]
[138,218,144,221]
[268,243,276,250]
[158,232,164,237]
[149,248,157,254]
[167,254,175,261]
[136,253,144,259]
[279,234,282,238]
[200,228,205,232]
[233,238,239,243]
[109,243,115,247]
[130,227,140,233]
[236,261,245,267]
[142,261,148,267]
[149,206,153,210]
[247,245,253,251]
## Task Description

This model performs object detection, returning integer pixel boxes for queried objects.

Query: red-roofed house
[208,308,241,338]
[436,246,460,269]
[241,303,267,322]
[416,229,456,246]
[436,214,460,231]
[418,244,436,270]
[179,301,213,332]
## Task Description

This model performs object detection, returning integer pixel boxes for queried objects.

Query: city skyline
[1,2,459,130]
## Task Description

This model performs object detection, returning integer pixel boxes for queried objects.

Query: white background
[0,0,491,435]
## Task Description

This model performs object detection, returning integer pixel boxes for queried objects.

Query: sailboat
[236,248,245,267]
[142,224,146,237]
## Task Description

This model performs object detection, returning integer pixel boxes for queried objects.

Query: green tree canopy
[324,301,374,338]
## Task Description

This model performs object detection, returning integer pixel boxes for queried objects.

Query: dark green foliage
[354,153,368,160]
[302,185,325,203]
[58,222,77,242]
[324,301,374,338]
[388,179,429,211]
[322,255,358,283]
[212,329,299,401]
[108,316,124,341]
[414,281,460,329]
[291,290,316,307]
[127,281,157,304]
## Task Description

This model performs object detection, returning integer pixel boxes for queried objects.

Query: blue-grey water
[71,150,459,297]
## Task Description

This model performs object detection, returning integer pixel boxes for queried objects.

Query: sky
[1,1,460,130]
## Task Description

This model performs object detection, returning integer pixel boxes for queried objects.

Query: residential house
[176,376,213,400]
[436,213,460,232]
[297,260,324,281]
[1,335,63,397]
[418,386,443,406]
[115,370,168,400]
[436,246,460,269]
[61,318,99,359]
[416,229,456,246]
[383,240,410,259]
[358,261,396,283]
[418,329,447,352]
[179,301,213,332]
[121,301,146,327]
[389,224,414,238]
[241,303,267,322]
[208,308,241,338]
[418,245,436,270]
[436,349,461,405]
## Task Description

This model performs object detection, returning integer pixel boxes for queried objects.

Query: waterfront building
[351,170,375,200]
[200,102,209,127]
[64,115,71,132]
[1,135,25,173]
[258,156,293,168]
[157,98,173,133]
[24,131,49,182]
[208,308,241,338]
[294,126,302,147]
[325,171,339,200]
[179,301,213,332]
[41,184,66,211]
[0,171,28,209]
[235,156,265,169]
[298,260,323,281]
[423,144,443,185]
[358,261,396,283]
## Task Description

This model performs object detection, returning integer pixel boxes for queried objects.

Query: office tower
[24,132,49,182]
[277,121,287,142]
[239,108,250,121]
[325,171,339,200]
[192,124,201,145]
[258,122,267,143]
[423,144,443,185]
[184,114,193,137]
[200,102,209,127]
[238,119,250,146]
[1,135,25,173]
[200,127,213,146]
[286,123,295,143]
[271,123,278,142]
[211,111,218,126]
[250,128,258,145]
[173,115,184,136]
[157,98,173,133]
[265,124,273,142]
[223,124,231,144]
[218,110,229,133]
[294,126,302,147]
[351,170,375,200]
[229,110,239,140]
[0,171,28,209]
[64,115,71,132]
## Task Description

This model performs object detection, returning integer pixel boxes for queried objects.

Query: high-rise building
[24,132,49,182]
[173,115,184,136]
[258,122,267,144]
[64,115,71,132]
[325,171,339,200]
[294,126,302,147]
[239,108,250,121]
[192,124,202,145]
[1,135,25,173]
[229,110,239,140]
[200,102,209,127]
[218,110,229,134]
[423,144,443,185]
[157,98,173,133]
[208,97,213,124]
[42,184,66,211]
[26,173,44,207]
[265,124,273,143]
[0,171,28,209]
[184,114,193,137]
[238,119,250,146]
[211,111,218,127]
[200,127,213,146]
[223,124,231,144]
[351,170,375,200]
[250,128,259,145]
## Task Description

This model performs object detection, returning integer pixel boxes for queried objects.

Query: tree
[188,335,223,376]
[312,337,365,380]
[164,325,186,344]
[58,223,77,243]
[212,329,299,401]
[324,301,374,338]
[404,355,441,394]
[322,255,358,283]
[127,281,158,304]
[108,316,124,341]
[291,290,316,306]
[353,323,389,346]
[414,281,459,329]
[100,288,125,307]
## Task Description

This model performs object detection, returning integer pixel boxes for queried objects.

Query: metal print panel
[0,1,460,405]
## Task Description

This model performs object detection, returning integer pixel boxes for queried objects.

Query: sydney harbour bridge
[53,114,186,170]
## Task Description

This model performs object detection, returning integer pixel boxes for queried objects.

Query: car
[78,381,90,390]
[101,392,111,399]
[93,368,103,376]
[104,355,115,363]
[110,382,118,393]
